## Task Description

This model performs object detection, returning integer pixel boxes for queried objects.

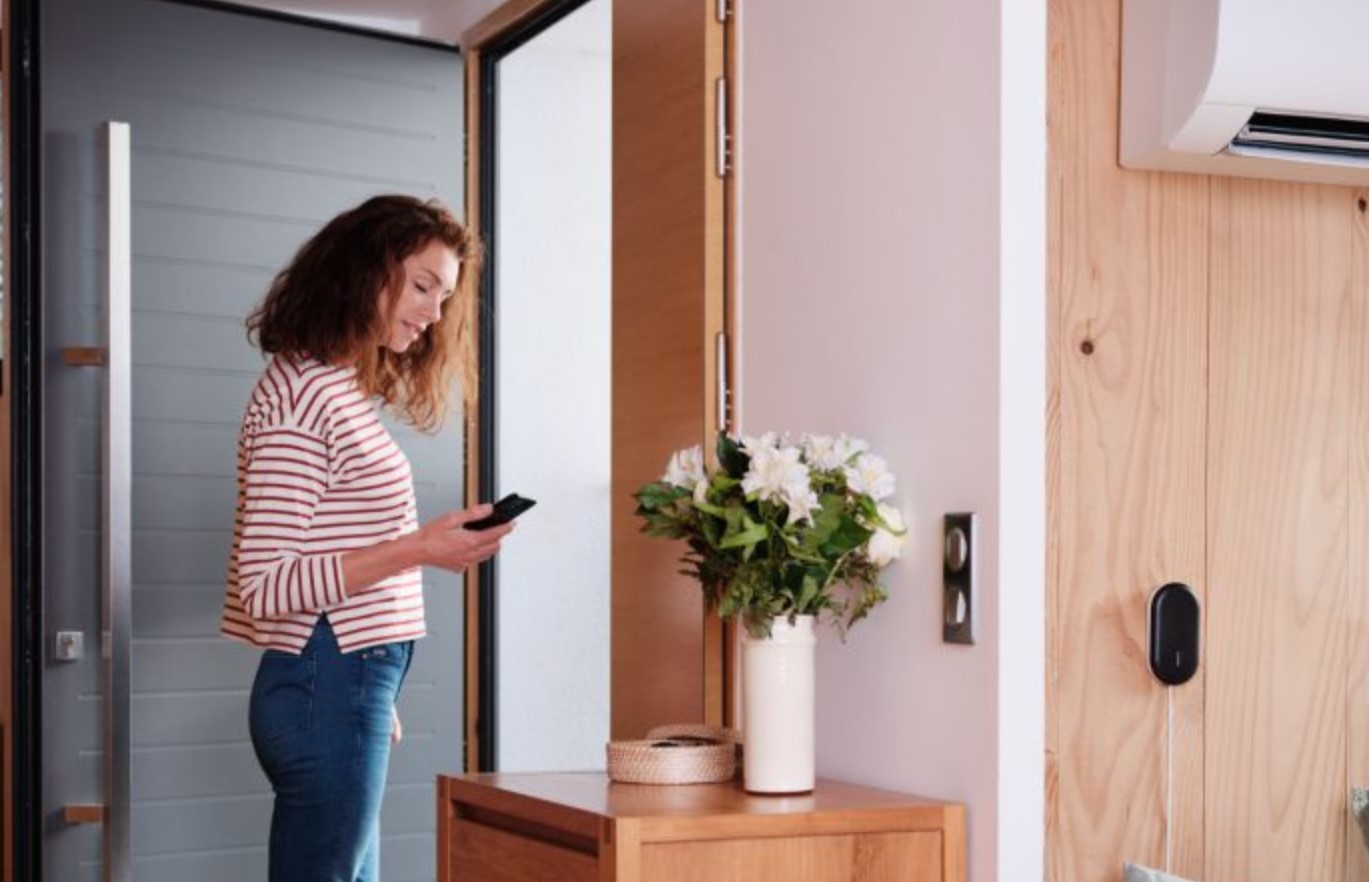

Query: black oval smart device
[1148,582,1200,686]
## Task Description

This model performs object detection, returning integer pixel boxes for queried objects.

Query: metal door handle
[102,119,133,882]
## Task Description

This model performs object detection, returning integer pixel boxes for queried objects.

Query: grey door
[42,2,466,879]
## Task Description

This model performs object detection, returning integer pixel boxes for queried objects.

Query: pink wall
[736,2,1045,880]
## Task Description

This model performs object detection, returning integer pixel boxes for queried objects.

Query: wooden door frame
[460,0,735,773]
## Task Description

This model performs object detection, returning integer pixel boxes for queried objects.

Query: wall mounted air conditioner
[1120,0,1368,186]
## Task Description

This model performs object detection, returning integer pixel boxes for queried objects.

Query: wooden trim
[1348,186,1368,882]
[437,778,451,882]
[60,805,105,825]
[460,0,555,52]
[719,0,738,732]
[941,805,966,882]
[703,0,737,732]
[60,347,105,367]
[462,34,483,775]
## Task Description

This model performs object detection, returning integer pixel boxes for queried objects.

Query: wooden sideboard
[437,772,965,882]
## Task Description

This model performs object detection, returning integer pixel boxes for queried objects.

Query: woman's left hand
[391,707,403,745]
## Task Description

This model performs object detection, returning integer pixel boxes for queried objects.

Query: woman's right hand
[412,504,514,573]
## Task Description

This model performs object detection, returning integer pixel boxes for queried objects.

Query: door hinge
[717,0,732,22]
[715,77,732,178]
[715,332,732,430]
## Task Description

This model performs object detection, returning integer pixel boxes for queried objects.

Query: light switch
[943,513,975,645]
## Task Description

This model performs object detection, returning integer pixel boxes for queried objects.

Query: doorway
[22,2,468,879]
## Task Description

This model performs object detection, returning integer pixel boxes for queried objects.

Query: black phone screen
[466,493,537,530]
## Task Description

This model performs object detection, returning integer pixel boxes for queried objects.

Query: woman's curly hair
[246,194,482,432]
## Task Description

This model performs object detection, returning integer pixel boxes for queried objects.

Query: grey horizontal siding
[43,1,465,880]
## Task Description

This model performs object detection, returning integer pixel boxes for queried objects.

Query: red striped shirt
[221,355,426,654]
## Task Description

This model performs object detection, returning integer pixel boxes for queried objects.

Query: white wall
[736,2,1044,880]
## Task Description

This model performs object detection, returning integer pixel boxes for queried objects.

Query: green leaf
[693,499,727,518]
[820,515,873,557]
[717,432,750,479]
[639,513,689,539]
[795,571,822,612]
[635,481,690,511]
[700,514,723,547]
[801,493,846,549]
[719,520,768,551]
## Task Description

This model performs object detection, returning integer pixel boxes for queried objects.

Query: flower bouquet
[633,432,906,638]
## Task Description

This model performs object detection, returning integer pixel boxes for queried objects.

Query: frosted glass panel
[493,0,612,772]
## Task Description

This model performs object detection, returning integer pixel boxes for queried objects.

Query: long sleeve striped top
[221,354,426,654]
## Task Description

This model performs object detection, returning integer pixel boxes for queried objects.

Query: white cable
[1165,686,1174,873]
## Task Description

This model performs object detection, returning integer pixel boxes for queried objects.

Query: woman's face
[380,238,461,354]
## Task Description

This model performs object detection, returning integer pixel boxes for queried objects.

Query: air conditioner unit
[1120,0,1368,186]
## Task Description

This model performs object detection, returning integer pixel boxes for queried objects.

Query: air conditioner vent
[1120,0,1368,185]
[1230,112,1368,160]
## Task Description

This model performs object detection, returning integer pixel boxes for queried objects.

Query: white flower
[693,478,710,504]
[662,445,705,488]
[741,444,810,504]
[782,484,821,525]
[740,432,780,455]
[832,434,869,466]
[867,503,906,567]
[801,433,844,470]
[844,452,896,501]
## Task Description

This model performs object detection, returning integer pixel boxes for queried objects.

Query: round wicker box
[606,725,741,785]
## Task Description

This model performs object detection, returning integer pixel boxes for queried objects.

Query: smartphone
[465,493,537,530]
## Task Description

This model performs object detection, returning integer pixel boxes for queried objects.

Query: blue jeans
[249,616,414,882]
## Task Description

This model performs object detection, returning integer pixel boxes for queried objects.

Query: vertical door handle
[103,119,133,882]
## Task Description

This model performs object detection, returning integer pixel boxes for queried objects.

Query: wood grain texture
[699,0,728,731]
[445,772,960,822]
[60,346,105,366]
[1205,180,1364,882]
[718,0,738,732]
[1347,187,1368,882]
[1047,0,1208,880]
[449,817,598,882]
[639,832,942,882]
[459,0,549,51]
[611,0,725,740]
[438,774,964,882]
[462,38,484,774]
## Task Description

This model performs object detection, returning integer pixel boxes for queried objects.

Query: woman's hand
[412,504,514,573]
[392,707,403,745]
[340,503,515,596]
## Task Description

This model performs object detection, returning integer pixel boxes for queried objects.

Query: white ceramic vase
[741,614,816,794]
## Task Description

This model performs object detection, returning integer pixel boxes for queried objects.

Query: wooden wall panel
[611,0,726,739]
[1348,189,1368,882]
[1206,181,1366,882]
[1047,0,1367,880]
[1047,0,1208,878]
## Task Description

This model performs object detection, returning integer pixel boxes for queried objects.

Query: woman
[220,195,511,881]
